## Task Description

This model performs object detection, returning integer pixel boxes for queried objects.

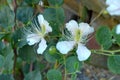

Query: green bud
[49,46,57,55]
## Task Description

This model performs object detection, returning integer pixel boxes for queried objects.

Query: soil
[77,64,120,80]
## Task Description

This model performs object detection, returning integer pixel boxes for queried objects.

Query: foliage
[0,0,120,80]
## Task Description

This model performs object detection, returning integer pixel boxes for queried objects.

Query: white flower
[27,14,52,54]
[56,20,94,61]
[39,0,44,7]
[106,0,120,16]
[116,24,120,34]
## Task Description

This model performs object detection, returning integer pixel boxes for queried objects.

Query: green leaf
[24,0,40,5]
[7,0,14,11]
[112,26,120,45]
[0,41,5,50]
[34,60,46,71]
[108,56,120,74]
[3,46,14,72]
[43,8,65,36]
[4,52,14,72]
[47,69,62,80]
[24,70,42,80]
[0,74,14,80]
[19,45,37,63]
[16,6,34,23]
[48,0,63,6]
[12,27,27,48]
[0,6,15,29]
[22,63,30,75]
[96,26,112,49]
[44,51,57,63]
[0,55,4,68]
[66,56,83,73]
[0,45,14,72]
[71,74,77,80]
[44,42,61,63]
[114,55,120,65]
[1,44,13,56]
[0,34,5,40]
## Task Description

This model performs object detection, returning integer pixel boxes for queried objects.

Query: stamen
[74,29,81,43]
[41,24,46,35]
[27,34,40,39]
[64,29,73,40]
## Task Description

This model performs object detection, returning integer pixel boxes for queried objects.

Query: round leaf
[19,45,37,63]
[2,45,14,72]
[44,41,61,63]
[47,69,62,80]
[0,55,4,68]
[114,55,120,65]
[16,6,34,23]
[12,27,27,48]
[24,0,40,5]
[43,8,65,36]
[24,71,42,80]
[0,74,14,80]
[66,56,83,73]
[48,0,63,6]
[96,26,112,49]
[0,6,15,29]
[108,56,120,74]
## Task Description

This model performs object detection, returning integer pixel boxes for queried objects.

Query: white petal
[66,20,79,35]
[38,14,52,34]
[116,24,120,34]
[79,22,94,36]
[106,0,120,16]
[76,44,91,61]
[107,5,120,16]
[106,0,114,5]
[37,38,47,54]
[38,14,44,25]
[44,20,52,33]
[106,0,120,6]
[56,41,75,54]
[27,34,40,45]
[39,1,43,6]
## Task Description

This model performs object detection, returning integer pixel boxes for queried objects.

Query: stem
[90,9,105,25]
[0,32,8,34]
[13,0,17,78]
[13,48,17,77]
[29,63,33,72]
[101,49,120,53]
[91,49,120,56]
[13,0,17,30]
[93,51,113,56]
[54,60,59,69]
[63,56,67,80]
[44,5,59,9]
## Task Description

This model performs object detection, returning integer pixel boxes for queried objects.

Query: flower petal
[38,14,44,25]
[76,44,91,61]
[27,34,40,45]
[106,0,114,5]
[106,0,120,16]
[106,0,120,6]
[44,20,52,33]
[66,20,79,35]
[38,14,52,34]
[37,38,47,54]
[79,22,94,37]
[56,41,75,54]
[107,5,120,16]
[116,24,120,34]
